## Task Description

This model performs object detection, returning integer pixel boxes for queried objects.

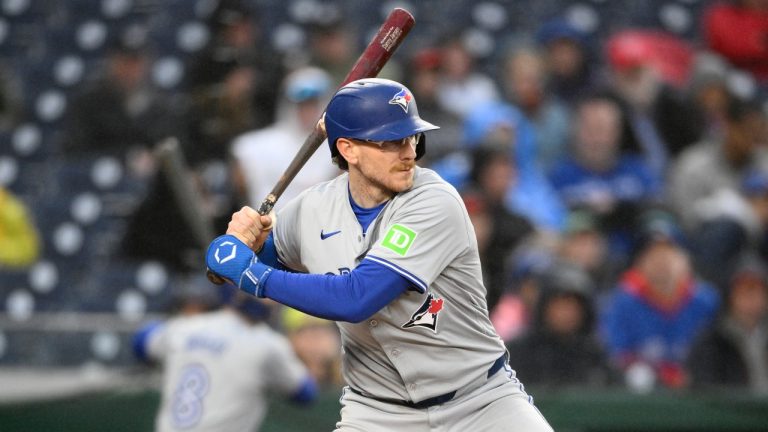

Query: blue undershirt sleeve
[260,259,412,323]
[289,376,318,405]
[256,232,282,268]
[132,320,164,363]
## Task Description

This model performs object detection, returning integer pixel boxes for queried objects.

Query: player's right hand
[226,206,276,252]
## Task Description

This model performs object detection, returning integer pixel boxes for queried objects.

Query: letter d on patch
[381,224,417,256]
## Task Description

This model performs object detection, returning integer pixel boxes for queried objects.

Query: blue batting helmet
[324,78,439,168]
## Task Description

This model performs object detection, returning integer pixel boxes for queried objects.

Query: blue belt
[349,354,507,409]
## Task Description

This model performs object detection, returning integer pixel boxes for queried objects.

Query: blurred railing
[1,385,767,431]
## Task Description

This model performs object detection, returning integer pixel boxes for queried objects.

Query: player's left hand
[206,235,274,297]
[226,206,277,253]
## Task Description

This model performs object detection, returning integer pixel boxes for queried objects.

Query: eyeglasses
[354,133,422,152]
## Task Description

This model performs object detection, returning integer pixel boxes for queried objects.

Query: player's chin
[390,171,414,191]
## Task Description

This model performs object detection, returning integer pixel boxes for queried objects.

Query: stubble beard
[361,162,415,199]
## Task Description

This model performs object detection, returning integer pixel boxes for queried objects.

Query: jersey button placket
[368,319,378,327]
[390,348,400,357]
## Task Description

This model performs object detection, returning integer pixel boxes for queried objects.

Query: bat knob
[206,269,226,285]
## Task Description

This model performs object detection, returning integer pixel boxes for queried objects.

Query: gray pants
[334,365,553,432]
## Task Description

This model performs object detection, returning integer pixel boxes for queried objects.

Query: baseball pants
[334,364,553,432]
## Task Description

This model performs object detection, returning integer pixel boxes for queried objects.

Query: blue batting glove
[206,235,274,297]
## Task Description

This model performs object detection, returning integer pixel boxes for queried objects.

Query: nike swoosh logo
[320,230,342,240]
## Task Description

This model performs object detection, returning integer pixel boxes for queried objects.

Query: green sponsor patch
[381,224,417,256]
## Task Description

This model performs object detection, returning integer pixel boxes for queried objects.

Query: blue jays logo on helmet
[389,88,413,113]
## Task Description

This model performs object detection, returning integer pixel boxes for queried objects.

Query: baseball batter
[134,285,317,432]
[206,78,553,431]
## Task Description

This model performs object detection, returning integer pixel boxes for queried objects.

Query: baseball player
[206,78,553,431]
[133,283,317,432]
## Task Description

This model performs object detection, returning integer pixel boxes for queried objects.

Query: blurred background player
[133,280,317,431]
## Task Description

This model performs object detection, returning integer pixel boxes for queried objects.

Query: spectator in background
[535,18,598,105]
[599,210,720,391]
[0,187,40,268]
[184,55,264,166]
[549,93,662,257]
[306,11,358,85]
[461,147,534,311]
[606,34,703,177]
[685,52,735,141]
[508,261,612,389]
[688,253,768,394]
[491,242,555,342]
[691,169,768,291]
[460,101,566,231]
[557,209,617,294]
[435,35,500,119]
[186,0,282,136]
[669,98,768,231]
[63,36,174,175]
[0,65,23,134]
[703,0,768,83]
[500,45,571,171]
[403,48,463,162]
[230,66,339,208]
[133,283,317,432]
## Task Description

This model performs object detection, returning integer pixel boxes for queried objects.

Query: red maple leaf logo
[428,298,443,314]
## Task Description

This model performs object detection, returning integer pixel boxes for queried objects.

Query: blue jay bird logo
[389,89,412,113]
[402,293,444,332]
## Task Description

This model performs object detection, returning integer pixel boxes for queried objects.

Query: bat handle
[257,194,278,216]
[207,270,226,285]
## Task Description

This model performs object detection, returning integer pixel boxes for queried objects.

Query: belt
[348,354,507,409]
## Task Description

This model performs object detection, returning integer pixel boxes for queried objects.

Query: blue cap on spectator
[536,18,587,46]
[741,169,768,197]
[284,67,331,103]
[633,209,687,258]
[508,246,555,285]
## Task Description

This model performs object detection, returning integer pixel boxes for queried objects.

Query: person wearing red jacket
[703,0,768,82]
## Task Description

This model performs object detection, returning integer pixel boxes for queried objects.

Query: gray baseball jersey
[273,166,506,403]
[146,309,309,432]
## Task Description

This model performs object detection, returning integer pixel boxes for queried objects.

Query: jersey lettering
[186,336,227,355]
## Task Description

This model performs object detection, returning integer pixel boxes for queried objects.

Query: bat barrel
[340,8,415,87]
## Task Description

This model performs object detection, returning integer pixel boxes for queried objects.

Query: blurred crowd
[2,0,768,397]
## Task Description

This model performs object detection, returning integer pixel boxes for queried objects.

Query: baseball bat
[207,8,415,284]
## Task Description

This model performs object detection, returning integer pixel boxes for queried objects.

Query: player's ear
[336,138,358,166]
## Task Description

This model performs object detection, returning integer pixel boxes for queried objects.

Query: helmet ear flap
[415,133,426,161]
